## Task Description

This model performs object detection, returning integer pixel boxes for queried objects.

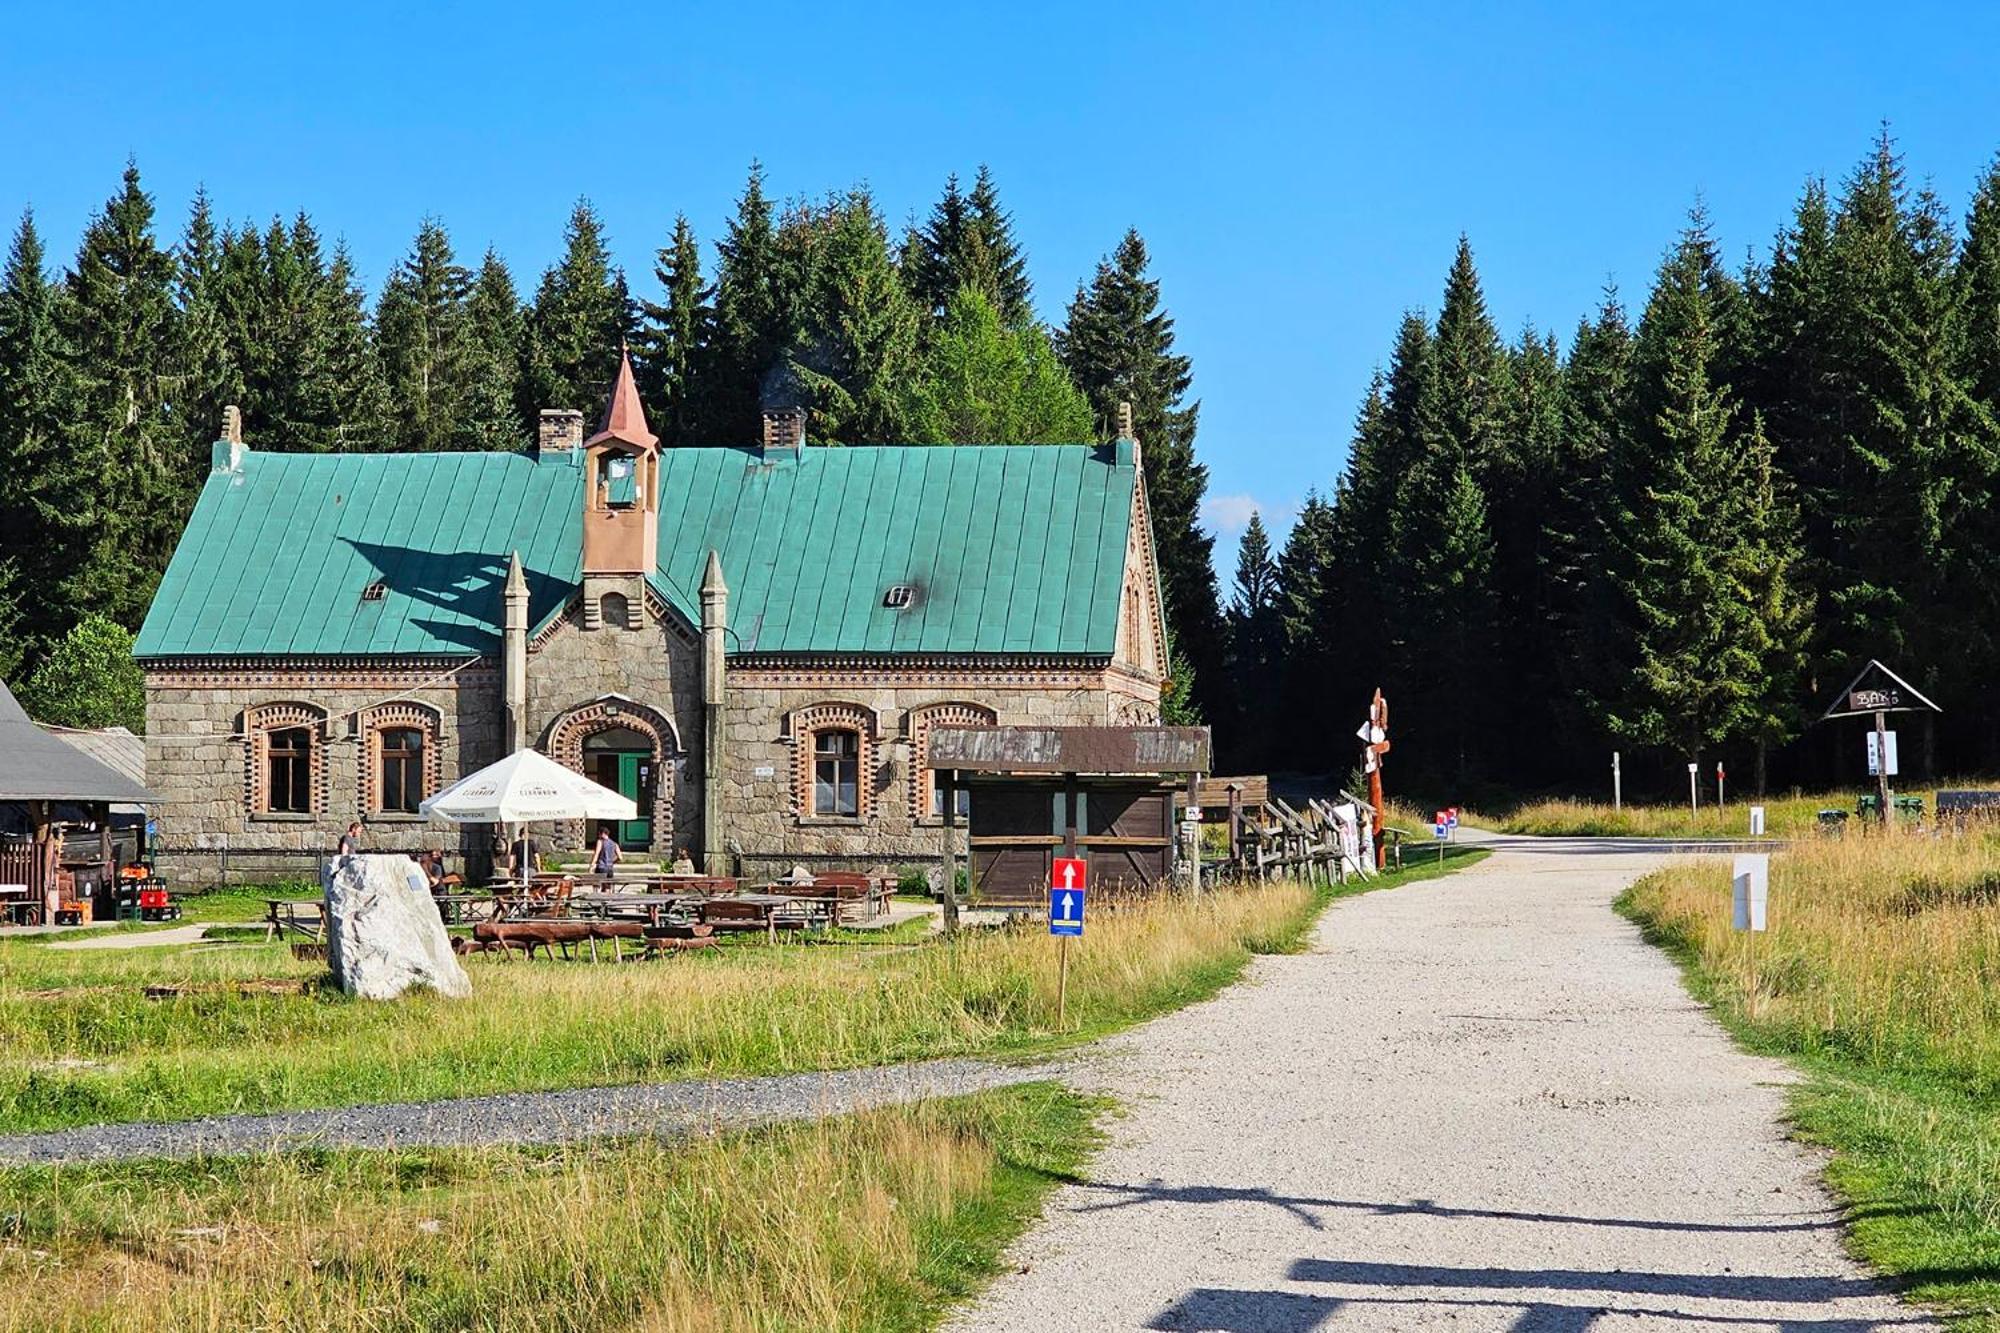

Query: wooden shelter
[0,678,157,923]
[926,725,1211,905]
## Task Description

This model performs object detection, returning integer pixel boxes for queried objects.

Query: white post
[1716,761,1726,809]
[1688,761,1699,816]
[1612,751,1622,811]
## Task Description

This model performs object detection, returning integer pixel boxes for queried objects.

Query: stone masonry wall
[521,599,703,854]
[144,666,503,887]
[716,666,1162,877]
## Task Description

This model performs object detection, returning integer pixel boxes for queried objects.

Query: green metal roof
[137,442,1137,660]
[136,450,582,658]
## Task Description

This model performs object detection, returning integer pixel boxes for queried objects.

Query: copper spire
[585,345,659,450]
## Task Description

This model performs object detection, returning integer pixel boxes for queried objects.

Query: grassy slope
[0,1082,1102,1333]
[1620,838,2000,1326]
[0,851,1485,1134]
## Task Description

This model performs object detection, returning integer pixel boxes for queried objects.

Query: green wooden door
[617,753,652,848]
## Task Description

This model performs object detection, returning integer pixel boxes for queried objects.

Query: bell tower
[580,347,659,630]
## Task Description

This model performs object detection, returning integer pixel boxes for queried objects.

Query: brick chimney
[538,408,585,455]
[761,405,806,455]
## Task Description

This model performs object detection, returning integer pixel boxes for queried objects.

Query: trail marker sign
[1049,857,1086,938]
[1732,853,1769,932]
[1866,730,1899,777]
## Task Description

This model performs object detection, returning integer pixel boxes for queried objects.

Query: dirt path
[952,843,1932,1332]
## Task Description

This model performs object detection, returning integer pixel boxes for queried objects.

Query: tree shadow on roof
[341,539,574,655]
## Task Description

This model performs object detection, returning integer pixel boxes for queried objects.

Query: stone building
[136,353,1168,883]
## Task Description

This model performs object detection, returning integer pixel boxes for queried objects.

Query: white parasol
[419,748,637,824]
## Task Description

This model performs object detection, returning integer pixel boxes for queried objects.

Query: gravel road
[950,841,1934,1332]
[0,1057,1063,1164]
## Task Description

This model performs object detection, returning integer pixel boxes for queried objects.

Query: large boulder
[322,854,472,1001]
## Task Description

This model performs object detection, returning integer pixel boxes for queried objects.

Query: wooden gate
[965,777,1174,905]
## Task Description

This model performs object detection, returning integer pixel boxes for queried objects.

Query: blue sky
[5,2,1998,562]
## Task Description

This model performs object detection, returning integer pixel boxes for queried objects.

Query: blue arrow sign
[1049,886,1085,937]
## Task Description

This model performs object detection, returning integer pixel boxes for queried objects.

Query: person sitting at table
[423,848,463,891]
[591,827,620,882]
[670,846,696,875]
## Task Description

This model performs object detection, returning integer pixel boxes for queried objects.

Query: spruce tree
[788,190,923,442]
[1058,229,1224,723]
[1605,214,1786,764]
[1273,488,1341,767]
[631,214,714,445]
[375,218,475,452]
[169,188,240,473]
[461,248,526,450]
[905,167,1032,326]
[0,209,73,652]
[1490,325,1567,781]
[52,162,184,625]
[711,163,793,438]
[1381,243,1504,787]
[521,199,629,420]
[1224,511,1283,767]
[1544,289,1631,752]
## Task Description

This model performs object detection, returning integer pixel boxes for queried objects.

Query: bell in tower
[580,347,659,631]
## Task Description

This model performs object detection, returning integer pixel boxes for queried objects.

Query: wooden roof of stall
[926,726,1212,775]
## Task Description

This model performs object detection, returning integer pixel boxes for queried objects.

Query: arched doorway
[546,697,680,855]
[583,725,656,849]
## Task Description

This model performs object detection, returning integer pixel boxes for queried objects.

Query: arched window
[359,703,442,817]
[907,702,997,820]
[600,590,629,629]
[788,703,876,822]
[244,702,328,817]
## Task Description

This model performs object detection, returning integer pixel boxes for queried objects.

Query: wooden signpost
[1816,660,1941,824]
[1358,690,1390,870]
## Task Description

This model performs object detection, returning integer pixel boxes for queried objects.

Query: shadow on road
[1070,1178,1846,1236]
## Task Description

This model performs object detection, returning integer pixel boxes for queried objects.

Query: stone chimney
[761,405,807,455]
[222,404,243,445]
[1116,401,1134,441]
[538,408,585,455]
[212,404,249,473]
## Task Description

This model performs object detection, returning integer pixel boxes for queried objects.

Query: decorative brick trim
[358,701,443,815]
[906,701,997,819]
[785,702,879,822]
[734,664,1109,691]
[242,701,329,817]
[146,661,492,691]
[544,696,679,853]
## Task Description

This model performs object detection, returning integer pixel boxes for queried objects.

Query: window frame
[266,726,314,814]
[812,728,861,817]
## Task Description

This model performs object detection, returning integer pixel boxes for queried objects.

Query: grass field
[0,851,1481,1135]
[1622,831,2000,1325]
[1470,780,2000,838]
[0,1082,1099,1333]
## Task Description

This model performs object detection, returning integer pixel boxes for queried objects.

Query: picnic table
[431,891,499,925]
[702,892,835,940]
[264,898,325,942]
[570,891,705,929]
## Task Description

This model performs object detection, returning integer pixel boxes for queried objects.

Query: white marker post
[1688,762,1699,816]
[1733,853,1770,1016]
[1748,805,1766,837]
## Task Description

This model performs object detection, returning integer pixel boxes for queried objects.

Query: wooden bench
[463,918,645,962]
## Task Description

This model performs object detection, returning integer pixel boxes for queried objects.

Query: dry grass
[0,1083,1098,1333]
[1625,828,2000,1078]
[1501,788,1879,838]
[1,883,1320,1132]
[1624,829,2000,1321]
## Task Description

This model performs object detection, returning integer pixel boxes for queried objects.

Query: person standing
[592,827,620,882]
[337,823,362,856]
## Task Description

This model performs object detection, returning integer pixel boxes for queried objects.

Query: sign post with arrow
[1049,856,1087,1029]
